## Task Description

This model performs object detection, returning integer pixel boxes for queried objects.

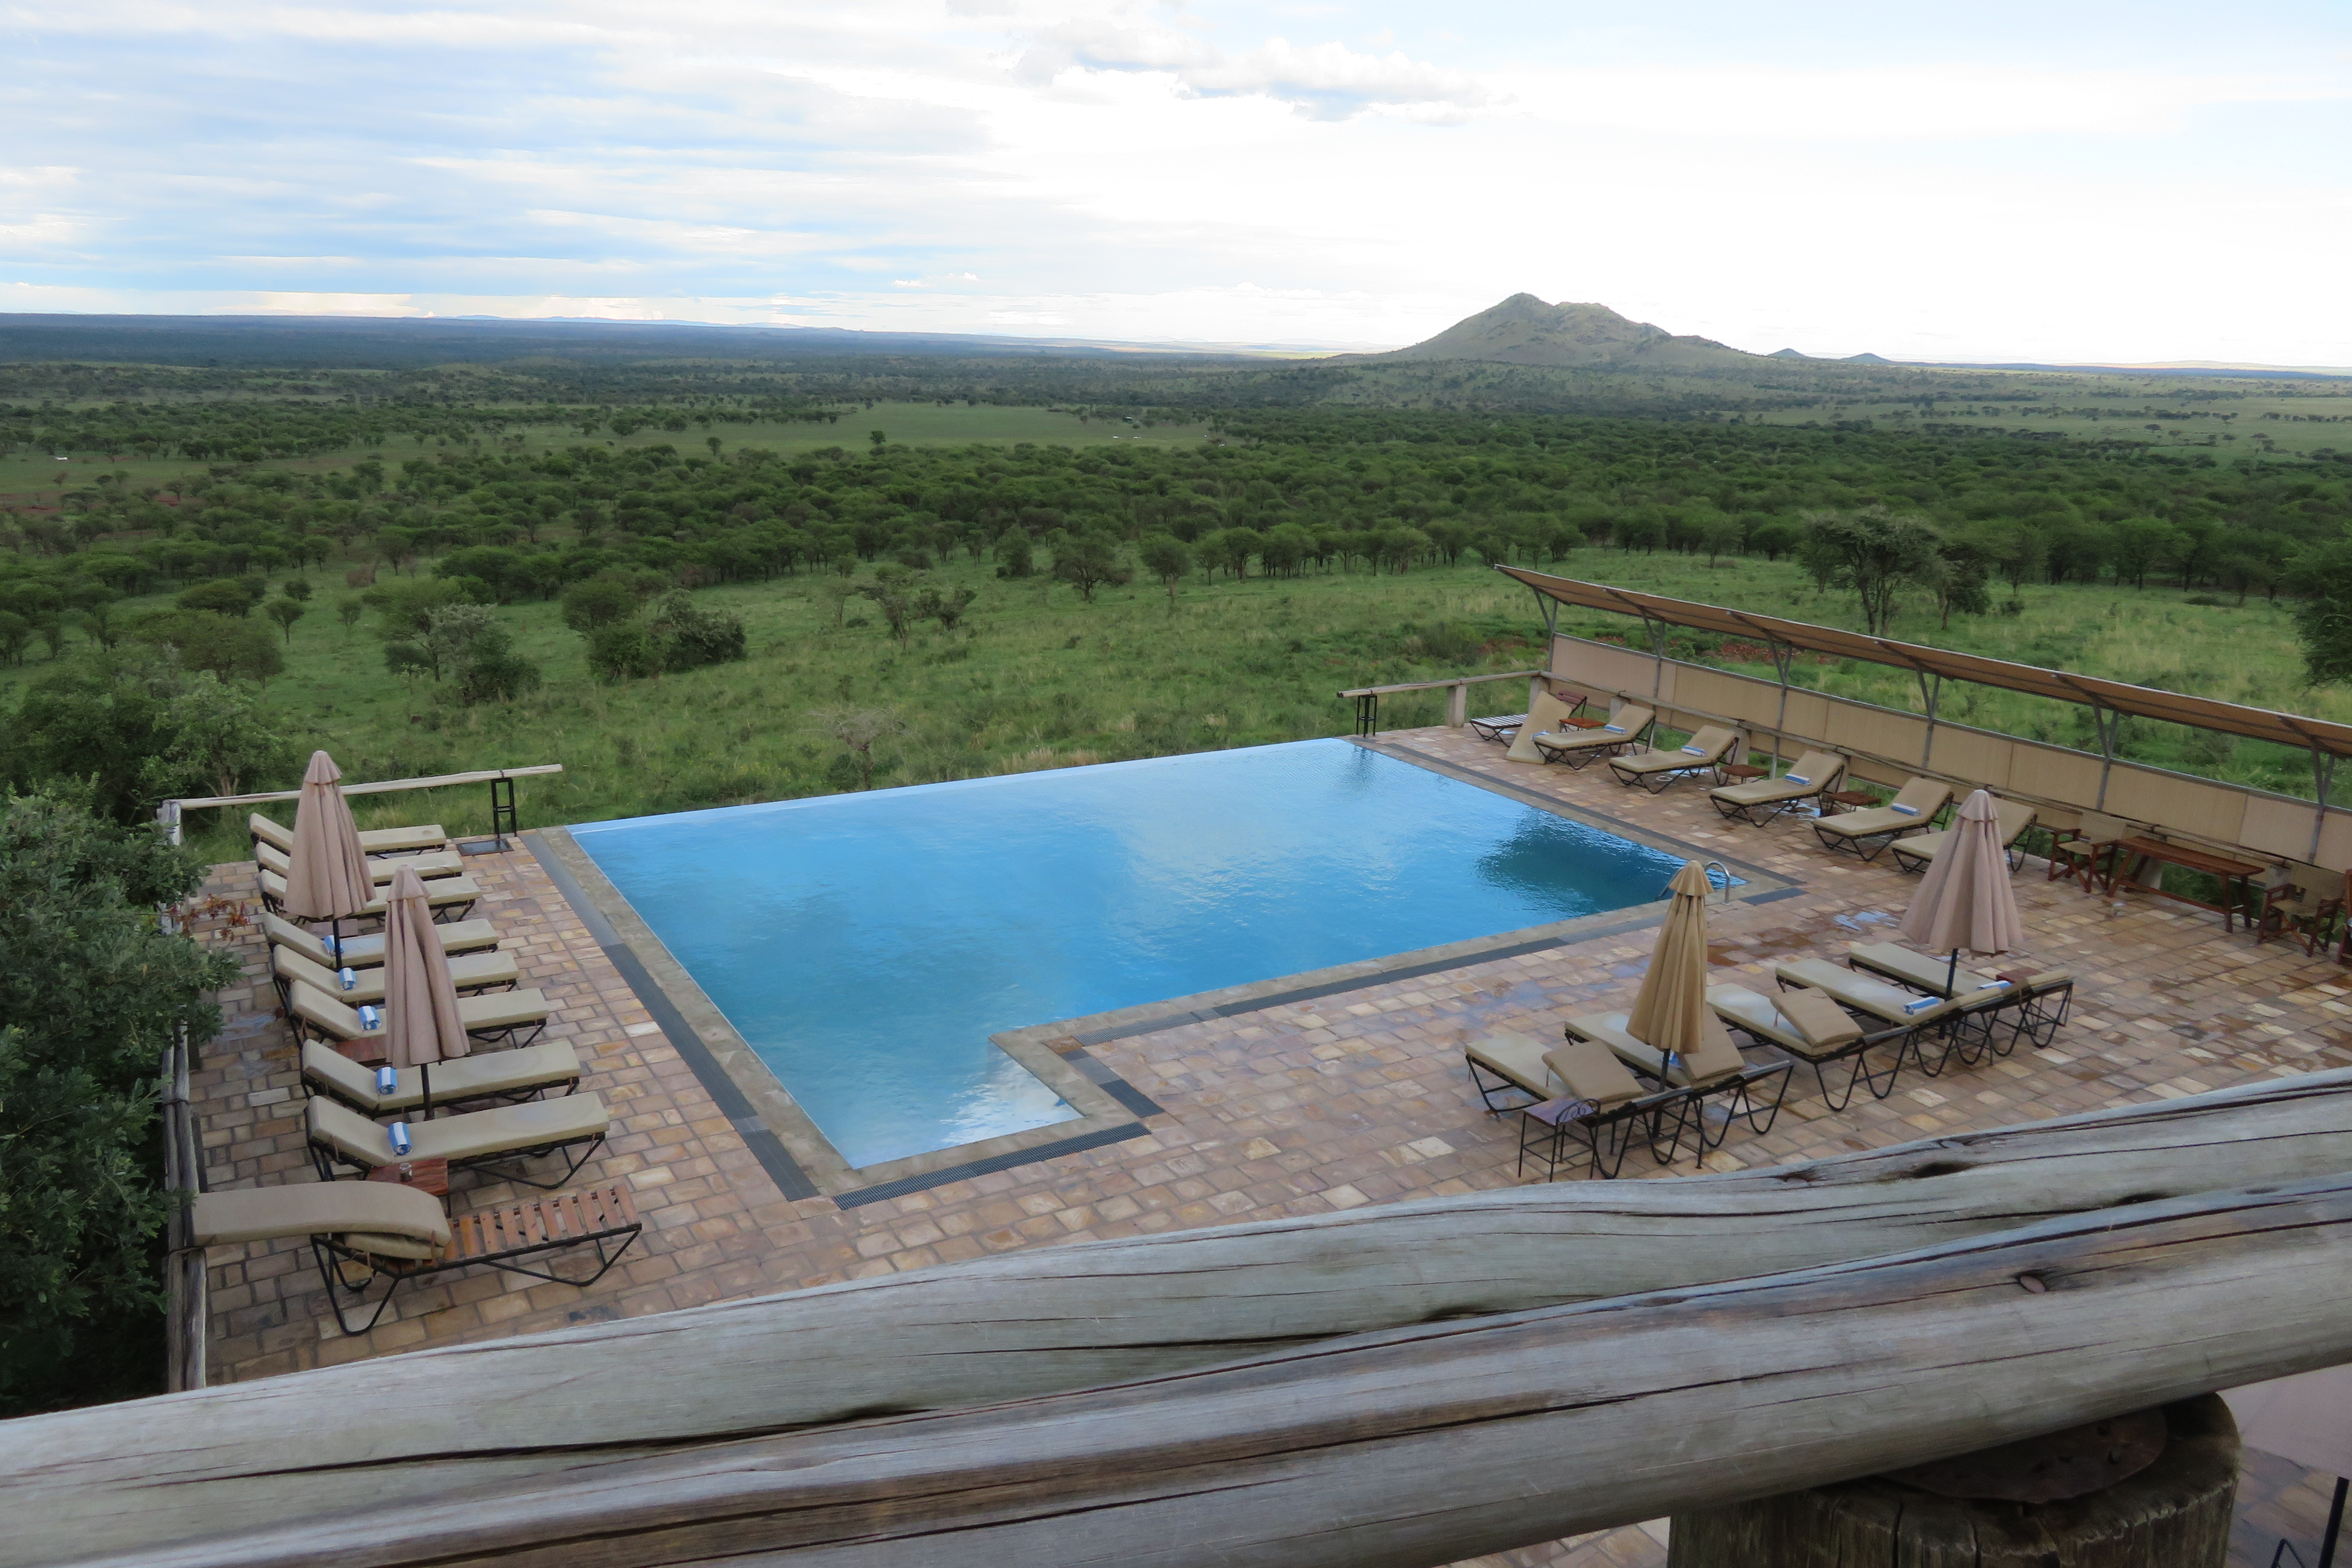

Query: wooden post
[1446,681,1469,728]
[1668,1395,2239,1568]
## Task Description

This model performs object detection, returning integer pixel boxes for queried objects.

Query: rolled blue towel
[358,1004,382,1031]
[388,1121,412,1157]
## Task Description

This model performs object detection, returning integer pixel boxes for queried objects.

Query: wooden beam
[58,1173,2352,1568]
[10,1073,2352,1566]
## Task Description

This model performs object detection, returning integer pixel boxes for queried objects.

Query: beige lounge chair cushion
[261,868,480,916]
[1775,988,1865,1048]
[1776,957,1957,1026]
[1568,1009,1745,1088]
[289,981,549,1044]
[274,945,518,1005]
[1614,725,1737,775]
[1709,750,1846,806]
[251,813,451,857]
[256,840,465,883]
[191,1182,450,1256]
[308,1093,609,1170]
[263,911,500,968]
[1541,1037,1645,1107]
[1814,778,1953,841]
[301,1039,583,1114]
[1535,705,1655,752]
[1847,942,2005,998]
[1466,1033,1561,1098]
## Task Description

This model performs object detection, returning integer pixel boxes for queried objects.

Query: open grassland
[1744,377,2352,458]
[1,539,2342,865]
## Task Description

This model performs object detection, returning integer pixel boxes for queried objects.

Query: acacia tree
[813,707,906,791]
[1140,536,1191,610]
[1798,507,1941,635]
[1051,538,1132,602]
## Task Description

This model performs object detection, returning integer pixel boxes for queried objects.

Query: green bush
[647,593,747,672]
[586,620,660,683]
[0,789,236,1415]
[127,612,283,684]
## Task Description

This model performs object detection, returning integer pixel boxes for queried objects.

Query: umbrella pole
[1945,950,1960,995]
[420,1063,433,1122]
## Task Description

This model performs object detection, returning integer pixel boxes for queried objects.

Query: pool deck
[185,725,2352,1567]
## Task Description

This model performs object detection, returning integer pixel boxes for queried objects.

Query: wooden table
[1557,715,1606,730]
[1719,764,1768,783]
[1821,789,1878,814]
[2100,836,2264,934]
[368,1158,451,1198]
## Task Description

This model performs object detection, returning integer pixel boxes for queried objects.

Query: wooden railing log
[8,1073,2352,1565]
[59,1174,2352,1568]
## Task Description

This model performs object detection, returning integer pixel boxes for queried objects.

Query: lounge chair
[190,1178,638,1335]
[258,867,481,923]
[1890,797,2038,875]
[1844,941,2008,997]
[1708,750,1848,825]
[1560,1009,1791,1160]
[287,979,550,1056]
[249,810,450,859]
[1607,725,1740,794]
[1838,945,2074,1049]
[1531,704,1655,768]
[1709,983,1913,1111]
[1468,689,1587,744]
[1462,1032,1689,1179]
[1809,778,1954,861]
[299,1038,581,1117]
[255,838,466,884]
[260,910,500,970]
[1777,955,2035,1075]
[306,1092,611,1190]
[270,944,518,1013]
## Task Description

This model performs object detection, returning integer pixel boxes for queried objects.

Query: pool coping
[529,828,1151,1204]
[992,738,1802,1053]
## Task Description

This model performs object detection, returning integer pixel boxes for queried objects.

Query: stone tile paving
[185,727,2352,1564]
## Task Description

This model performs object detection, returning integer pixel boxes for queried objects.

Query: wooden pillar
[1667,1394,2239,1568]
[1446,682,1468,728]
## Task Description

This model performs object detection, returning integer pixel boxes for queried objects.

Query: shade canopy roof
[1499,566,2352,761]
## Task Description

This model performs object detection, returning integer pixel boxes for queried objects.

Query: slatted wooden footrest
[449,1182,638,1264]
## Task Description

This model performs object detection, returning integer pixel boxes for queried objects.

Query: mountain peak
[1341,295,1768,370]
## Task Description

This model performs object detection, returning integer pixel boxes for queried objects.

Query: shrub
[450,625,543,705]
[0,789,237,1414]
[647,592,748,671]
[124,611,284,684]
[174,578,259,617]
[586,621,660,683]
[560,575,641,633]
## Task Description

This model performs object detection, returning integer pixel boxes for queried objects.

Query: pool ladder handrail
[1657,860,1736,906]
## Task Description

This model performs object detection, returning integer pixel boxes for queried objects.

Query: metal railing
[160,1024,205,1392]
[1337,670,1548,738]
[160,763,564,851]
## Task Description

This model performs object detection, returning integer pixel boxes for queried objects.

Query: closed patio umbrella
[285,750,374,953]
[1901,789,2025,993]
[381,863,470,1118]
[1628,860,1716,1074]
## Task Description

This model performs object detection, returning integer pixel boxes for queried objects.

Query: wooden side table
[1821,789,1878,815]
[1719,764,1768,784]
[368,1158,451,1198]
[1558,715,1607,730]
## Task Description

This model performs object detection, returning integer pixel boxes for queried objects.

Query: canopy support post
[1915,672,1943,767]
[2092,705,2119,811]
[1643,614,1668,699]
[1769,643,1795,774]
[2312,746,2338,865]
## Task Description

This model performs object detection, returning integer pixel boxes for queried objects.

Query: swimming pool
[571,739,1689,1169]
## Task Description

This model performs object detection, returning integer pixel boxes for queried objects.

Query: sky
[4,1,2350,362]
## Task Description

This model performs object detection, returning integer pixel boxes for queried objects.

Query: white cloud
[2,2,2347,361]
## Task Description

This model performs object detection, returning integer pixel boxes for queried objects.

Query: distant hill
[1329,295,1775,371]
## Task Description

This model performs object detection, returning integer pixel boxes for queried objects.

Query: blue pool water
[572,740,1687,1169]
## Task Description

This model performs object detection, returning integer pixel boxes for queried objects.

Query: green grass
[1745,380,2352,459]
[6,534,2339,864]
